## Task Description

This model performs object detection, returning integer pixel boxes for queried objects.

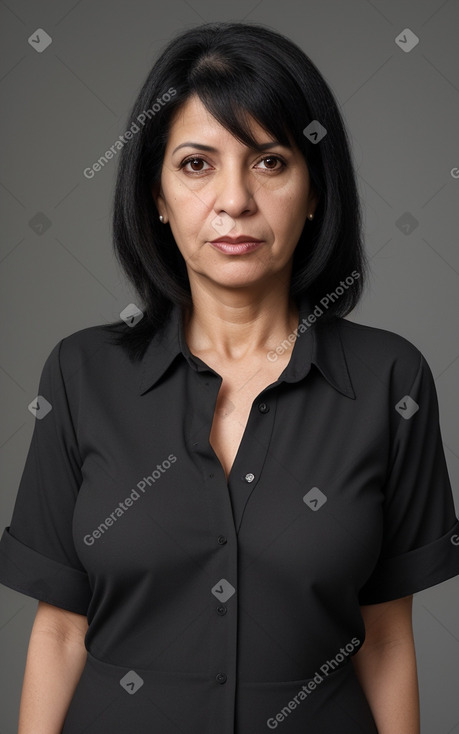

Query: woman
[1,21,458,734]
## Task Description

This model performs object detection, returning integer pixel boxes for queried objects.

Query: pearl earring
[308,213,314,220]
[159,215,164,223]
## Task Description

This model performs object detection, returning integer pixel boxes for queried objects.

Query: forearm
[18,629,87,734]
[351,637,420,734]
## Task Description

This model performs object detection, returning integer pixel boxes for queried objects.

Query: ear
[151,183,166,220]
[308,189,319,215]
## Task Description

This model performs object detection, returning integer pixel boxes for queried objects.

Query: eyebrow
[171,140,289,155]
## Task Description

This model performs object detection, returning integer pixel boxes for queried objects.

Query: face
[153,95,317,294]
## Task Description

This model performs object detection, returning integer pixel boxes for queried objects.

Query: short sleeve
[358,351,459,604]
[0,338,92,615]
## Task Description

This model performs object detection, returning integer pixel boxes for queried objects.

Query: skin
[152,93,317,362]
[18,601,88,734]
[152,94,421,733]
[353,596,420,733]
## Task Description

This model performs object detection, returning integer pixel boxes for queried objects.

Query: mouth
[209,241,264,255]
[209,235,264,255]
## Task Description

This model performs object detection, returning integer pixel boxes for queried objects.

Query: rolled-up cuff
[358,518,459,604]
[0,526,91,615]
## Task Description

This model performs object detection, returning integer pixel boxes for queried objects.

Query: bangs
[187,53,299,151]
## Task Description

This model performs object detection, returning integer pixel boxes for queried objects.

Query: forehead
[165,94,272,147]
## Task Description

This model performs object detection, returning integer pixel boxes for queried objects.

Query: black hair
[105,21,369,359]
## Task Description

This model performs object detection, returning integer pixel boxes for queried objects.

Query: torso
[184,303,300,483]
[203,355,292,482]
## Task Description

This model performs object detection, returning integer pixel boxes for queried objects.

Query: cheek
[260,191,309,254]
[165,178,209,221]
[166,203,207,258]
[259,172,309,212]
[264,190,308,232]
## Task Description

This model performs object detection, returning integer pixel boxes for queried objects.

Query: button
[217,535,227,544]
[216,672,227,684]
[258,402,270,413]
[216,605,227,615]
[244,473,255,483]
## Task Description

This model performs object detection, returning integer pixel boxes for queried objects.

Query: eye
[255,156,286,172]
[180,157,211,173]
[178,154,286,175]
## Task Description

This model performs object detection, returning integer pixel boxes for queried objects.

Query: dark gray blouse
[1,291,458,733]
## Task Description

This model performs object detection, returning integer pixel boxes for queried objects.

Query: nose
[212,161,257,219]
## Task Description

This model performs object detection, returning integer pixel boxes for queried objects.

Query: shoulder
[55,322,120,358]
[337,317,422,361]
[335,317,428,391]
[59,323,121,355]
[44,323,132,385]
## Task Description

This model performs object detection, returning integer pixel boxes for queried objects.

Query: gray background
[0,0,458,731]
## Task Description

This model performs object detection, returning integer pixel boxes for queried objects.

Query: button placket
[186,368,279,732]
[187,370,238,731]
[228,391,278,535]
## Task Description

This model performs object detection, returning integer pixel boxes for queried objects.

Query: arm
[351,594,420,734]
[18,600,88,734]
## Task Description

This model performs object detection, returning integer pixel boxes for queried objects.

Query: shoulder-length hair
[105,21,369,359]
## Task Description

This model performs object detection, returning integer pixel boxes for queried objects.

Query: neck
[182,284,300,362]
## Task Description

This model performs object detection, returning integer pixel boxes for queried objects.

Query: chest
[73,356,387,609]
[207,360,287,482]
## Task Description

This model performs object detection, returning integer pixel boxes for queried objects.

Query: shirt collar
[138,292,356,400]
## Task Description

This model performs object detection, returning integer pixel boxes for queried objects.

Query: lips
[210,235,263,244]
[209,238,264,255]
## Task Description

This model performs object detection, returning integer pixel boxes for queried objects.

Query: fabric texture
[1,291,458,733]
